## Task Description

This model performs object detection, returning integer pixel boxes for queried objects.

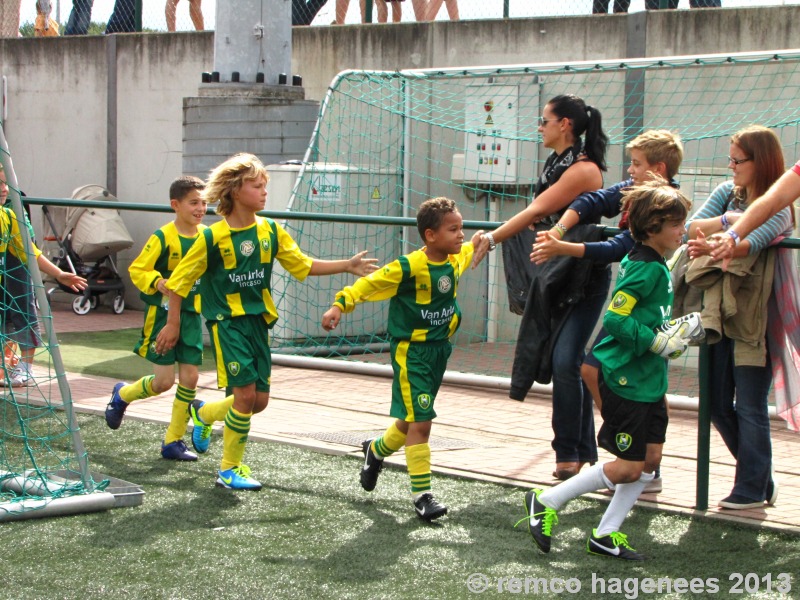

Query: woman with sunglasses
[686,125,792,509]
[473,94,608,480]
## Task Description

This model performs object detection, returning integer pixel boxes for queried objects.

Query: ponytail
[547,95,609,171]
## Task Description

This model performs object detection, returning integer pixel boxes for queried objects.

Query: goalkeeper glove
[650,330,688,360]
[659,312,705,345]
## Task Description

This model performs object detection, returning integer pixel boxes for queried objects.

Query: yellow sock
[119,375,156,403]
[373,422,407,458]
[220,407,251,471]
[405,443,431,495]
[164,384,196,444]
[198,395,235,424]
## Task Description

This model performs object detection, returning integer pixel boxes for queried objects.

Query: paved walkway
[42,301,800,534]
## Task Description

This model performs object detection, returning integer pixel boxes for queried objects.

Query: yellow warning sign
[485,115,494,126]
[371,187,382,200]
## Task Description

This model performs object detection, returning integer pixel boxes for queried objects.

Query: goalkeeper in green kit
[522,180,702,561]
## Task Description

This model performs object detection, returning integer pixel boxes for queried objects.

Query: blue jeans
[708,335,772,501]
[550,267,610,463]
[65,0,93,35]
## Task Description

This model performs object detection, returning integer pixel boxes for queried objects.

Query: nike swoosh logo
[529,517,541,527]
[590,538,620,555]
[220,475,233,485]
[416,506,426,516]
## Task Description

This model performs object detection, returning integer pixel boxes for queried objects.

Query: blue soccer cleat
[161,439,198,461]
[216,465,262,491]
[189,399,213,454]
[104,382,128,430]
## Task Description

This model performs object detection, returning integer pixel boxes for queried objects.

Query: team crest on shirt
[616,433,632,452]
[418,393,432,409]
[437,276,452,294]
[618,376,628,386]
[228,361,241,376]
[240,240,255,256]
[260,237,270,252]
[612,293,627,309]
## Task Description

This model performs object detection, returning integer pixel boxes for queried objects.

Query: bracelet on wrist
[725,230,740,245]
[720,213,729,229]
[552,223,567,238]
[485,232,497,252]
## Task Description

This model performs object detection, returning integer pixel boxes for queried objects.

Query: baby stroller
[42,185,134,315]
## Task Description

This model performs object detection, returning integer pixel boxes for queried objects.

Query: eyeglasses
[728,156,752,165]
[538,116,561,127]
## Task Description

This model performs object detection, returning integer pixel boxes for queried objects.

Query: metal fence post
[696,343,711,510]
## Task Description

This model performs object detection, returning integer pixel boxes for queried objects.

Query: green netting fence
[269,49,800,405]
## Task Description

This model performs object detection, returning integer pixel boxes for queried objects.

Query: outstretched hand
[322,305,342,332]
[348,250,379,276]
[707,233,736,271]
[471,233,491,269]
[530,230,560,265]
[687,229,713,259]
[56,271,88,292]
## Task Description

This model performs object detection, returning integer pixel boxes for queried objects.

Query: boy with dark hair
[105,175,208,462]
[156,153,377,490]
[322,197,482,521]
[522,181,697,560]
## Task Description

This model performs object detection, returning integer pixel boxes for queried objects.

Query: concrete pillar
[214,0,291,85]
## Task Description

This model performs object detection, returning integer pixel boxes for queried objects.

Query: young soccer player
[322,197,482,521]
[155,153,377,490]
[0,165,87,388]
[522,180,696,560]
[104,176,208,462]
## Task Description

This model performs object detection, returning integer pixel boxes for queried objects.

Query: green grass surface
[36,329,216,381]
[3,415,798,599]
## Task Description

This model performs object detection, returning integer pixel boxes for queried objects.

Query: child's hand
[155,323,179,355]
[156,278,169,294]
[322,306,342,331]
[348,250,378,276]
[687,229,713,259]
[56,272,88,292]
[530,230,562,265]
[471,233,491,269]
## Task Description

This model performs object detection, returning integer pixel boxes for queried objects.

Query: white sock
[595,471,655,537]
[540,464,611,510]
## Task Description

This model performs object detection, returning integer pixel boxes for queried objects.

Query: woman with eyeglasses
[686,125,792,510]
[473,94,608,480]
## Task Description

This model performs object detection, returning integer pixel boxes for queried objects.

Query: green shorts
[134,305,203,366]
[207,314,271,392]
[390,339,451,423]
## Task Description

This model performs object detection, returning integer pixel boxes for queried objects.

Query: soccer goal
[0,124,141,521]
[267,49,800,404]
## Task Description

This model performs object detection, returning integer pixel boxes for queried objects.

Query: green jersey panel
[168,216,313,326]
[129,221,205,313]
[334,243,474,342]
[593,244,674,403]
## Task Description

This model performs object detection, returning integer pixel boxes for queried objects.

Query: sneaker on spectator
[0,366,32,388]
[644,476,662,494]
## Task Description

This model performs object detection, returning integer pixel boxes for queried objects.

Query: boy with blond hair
[156,153,376,490]
[323,197,481,521]
[105,176,208,462]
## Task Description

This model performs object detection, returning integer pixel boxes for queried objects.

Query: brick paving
[39,301,800,534]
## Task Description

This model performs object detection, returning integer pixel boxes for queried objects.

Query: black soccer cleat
[413,492,448,522]
[359,439,384,492]
[586,529,645,561]
[521,488,558,553]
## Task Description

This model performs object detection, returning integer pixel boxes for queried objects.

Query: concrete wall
[0,6,798,311]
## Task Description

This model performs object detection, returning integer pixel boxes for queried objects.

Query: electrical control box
[459,84,520,184]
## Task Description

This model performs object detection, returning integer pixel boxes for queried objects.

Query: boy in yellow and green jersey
[104,176,208,462]
[155,153,377,491]
[323,197,483,521]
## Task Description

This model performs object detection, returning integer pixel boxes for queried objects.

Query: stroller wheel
[113,295,125,315]
[72,296,92,315]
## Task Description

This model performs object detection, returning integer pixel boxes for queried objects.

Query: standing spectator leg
[0,0,22,37]
[65,0,94,35]
[188,0,204,29]
[106,0,136,33]
[166,0,179,31]
[592,0,611,13]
